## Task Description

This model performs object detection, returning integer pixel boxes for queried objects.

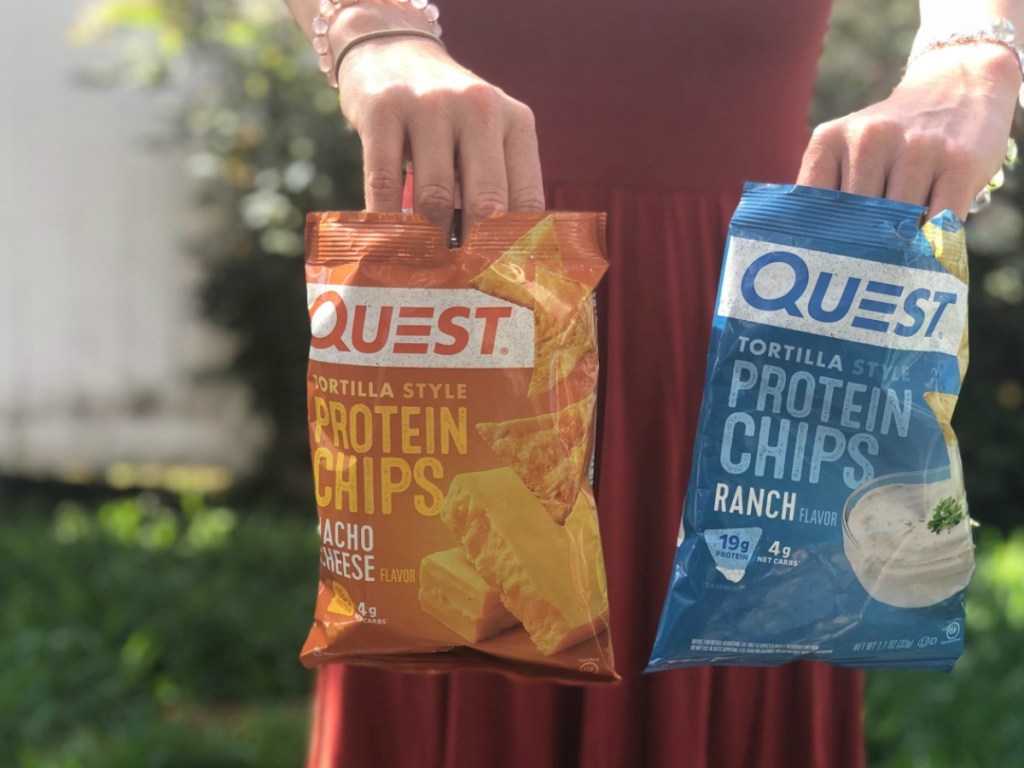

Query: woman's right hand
[336,36,545,241]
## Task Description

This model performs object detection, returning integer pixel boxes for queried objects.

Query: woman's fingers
[361,109,407,212]
[455,96,545,242]
[929,170,977,221]
[800,120,899,199]
[842,139,889,199]
[796,125,842,190]
[883,146,939,212]
[408,111,457,236]
[454,87,511,239]
[798,46,1019,222]
[800,127,948,213]
[800,117,986,219]
[504,101,545,214]
[339,40,544,240]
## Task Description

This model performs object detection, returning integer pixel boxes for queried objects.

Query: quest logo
[307,285,535,369]
[717,237,967,356]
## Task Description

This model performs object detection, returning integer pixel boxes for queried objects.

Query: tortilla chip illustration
[469,215,561,308]
[530,267,597,396]
[469,218,596,394]
[922,221,968,284]
[923,391,958,447]
[922,221,970,380]
[476,394,595,524]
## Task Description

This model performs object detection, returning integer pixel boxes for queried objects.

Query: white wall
[0,1,264,482]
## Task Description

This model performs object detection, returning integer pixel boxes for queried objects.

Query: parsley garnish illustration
[928,497,965,534]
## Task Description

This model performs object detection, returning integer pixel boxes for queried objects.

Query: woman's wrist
[905,42,1022,91]
[311,1,442,87]
[908,15,1024,100]
[900,41,1021,213]
[326,1,436,54]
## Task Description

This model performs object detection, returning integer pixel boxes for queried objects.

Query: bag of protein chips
[649,184,973,671]
[300,211,617,682]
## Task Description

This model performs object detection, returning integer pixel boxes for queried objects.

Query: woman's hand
[798,44,1020,219]
[337,37,544,241]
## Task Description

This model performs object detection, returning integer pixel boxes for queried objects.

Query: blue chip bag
[648,184,973,671]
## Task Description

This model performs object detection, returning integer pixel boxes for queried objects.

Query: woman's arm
[798,0,1024,218]
[282,0,543,240]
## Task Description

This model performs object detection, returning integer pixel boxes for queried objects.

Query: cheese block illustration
[440,468,609,655]
[419,548,519,643]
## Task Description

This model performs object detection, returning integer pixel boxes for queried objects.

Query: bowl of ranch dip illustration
[842,468,974,609]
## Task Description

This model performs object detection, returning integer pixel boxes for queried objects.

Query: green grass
[2,494,1021,766]
[865,529,1024,767]
[0,494,318,767]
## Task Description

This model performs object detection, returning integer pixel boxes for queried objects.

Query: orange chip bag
[300,212,616,682]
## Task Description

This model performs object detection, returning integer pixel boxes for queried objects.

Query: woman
[285,1,1021,765]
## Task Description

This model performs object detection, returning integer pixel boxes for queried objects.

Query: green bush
[0,495,318,767]
[866,530,1024,767]
[13,702,310,768]
[4,495,1021,766]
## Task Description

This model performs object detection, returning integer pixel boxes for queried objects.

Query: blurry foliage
[71,0,364,504]
[815,0,1024,532]
[0,494,318,767]
[866,530,1024,767]
[810,0,918,127]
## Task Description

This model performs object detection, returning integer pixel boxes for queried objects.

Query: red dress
[308,1,867,766]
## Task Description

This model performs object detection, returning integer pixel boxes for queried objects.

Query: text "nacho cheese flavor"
[300,212,617,682]
[649,184,974,671]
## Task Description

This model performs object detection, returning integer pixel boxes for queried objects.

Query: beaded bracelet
[311,0,442,88]
[971,138,1018,213]
[909,18,1024,213]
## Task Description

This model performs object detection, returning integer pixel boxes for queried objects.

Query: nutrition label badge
[704,528,762,583]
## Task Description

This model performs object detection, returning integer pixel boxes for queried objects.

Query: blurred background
[1,0,1022,766]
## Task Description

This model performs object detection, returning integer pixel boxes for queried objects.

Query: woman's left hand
[798,43,1020,219]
